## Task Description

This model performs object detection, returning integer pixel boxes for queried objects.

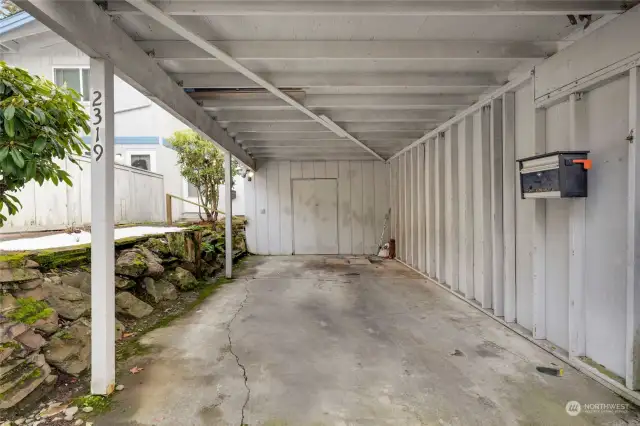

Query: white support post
[532,107,547,339]
[435,132,446,283]
[627,67,640,389]
[568,92,587,359]
[502,92,517,323]
[225,151,233,278]
[90,58,115,396]
[459,116,474,299]
[490,98,504,317]
[445,126,459,291]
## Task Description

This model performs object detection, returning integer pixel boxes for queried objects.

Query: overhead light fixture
[319,114,349,138]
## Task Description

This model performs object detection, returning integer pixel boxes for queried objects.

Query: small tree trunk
[212,185,219,223]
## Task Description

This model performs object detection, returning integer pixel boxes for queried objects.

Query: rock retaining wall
[0,221,246,411]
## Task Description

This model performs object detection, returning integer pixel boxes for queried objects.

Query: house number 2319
[92,90,104,162]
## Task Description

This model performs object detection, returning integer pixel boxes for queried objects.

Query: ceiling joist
[172,72,501,90]
[141,40,554,61]
[108,1,632,16]
[125,0,385,161]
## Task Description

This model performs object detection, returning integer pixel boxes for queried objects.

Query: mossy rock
[5,297,54,326]
[115,251,148,278]
[32,246,91,269]
[142,238,172,257]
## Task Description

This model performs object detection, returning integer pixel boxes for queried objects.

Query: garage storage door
[293,179,339,254]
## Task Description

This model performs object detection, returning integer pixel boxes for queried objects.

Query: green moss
[579,356,624,384]
[0,252,29,268]
[33,246,91,269]
[57,330,73,340]
[5,297,53,325]
[0,341,21,350]
[72,394,112,414]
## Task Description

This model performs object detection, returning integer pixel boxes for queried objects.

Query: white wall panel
[338,161,352,254]
[473,109,492,307]
[255,161,270,255]
[515,83,535,331]
[267,161,281,255]
[427,139,437,276]
[411,147,419,268]
[245,171,258,252]
[351,161,365,255]
[279,161,293,255]
[374,161,390,254]
[362,161,377,254]
[435,134,446,282]
[417,144,426,273]
[584,77,629,377]
[544,101,570,350]
[458,118,474,299]
[326,161,339,179]
[314,161,327,178]
[445,127,459,291]
[246,160,388,255]
[302,162,315,179]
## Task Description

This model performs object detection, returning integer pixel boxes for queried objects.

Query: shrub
[0,62,90,225]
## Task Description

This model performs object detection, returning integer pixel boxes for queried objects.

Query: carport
[15,0,640,409]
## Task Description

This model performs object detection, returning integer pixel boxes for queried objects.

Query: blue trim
[81,136,160,145]
[162,138,176,150]
[0,12,35,36]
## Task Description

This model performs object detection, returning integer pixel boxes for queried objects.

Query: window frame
[52,66,90,103]
[126,150,157,173]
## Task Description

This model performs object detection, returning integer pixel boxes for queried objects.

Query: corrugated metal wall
[245,160,389,255]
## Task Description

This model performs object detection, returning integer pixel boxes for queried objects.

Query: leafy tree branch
[0,62,90,226]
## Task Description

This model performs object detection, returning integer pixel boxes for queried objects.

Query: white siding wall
[245,160,389,255]
[1,156,164,232]
[392,70,637,383]
[1,41,249,223]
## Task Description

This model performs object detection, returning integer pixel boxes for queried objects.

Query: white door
[293,179,339,254]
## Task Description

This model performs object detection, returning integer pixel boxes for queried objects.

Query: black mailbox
[517,151,590,199]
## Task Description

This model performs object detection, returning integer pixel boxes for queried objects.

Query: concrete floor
[98,256,640,426]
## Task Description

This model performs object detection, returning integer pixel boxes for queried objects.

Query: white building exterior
[0,12,244,231]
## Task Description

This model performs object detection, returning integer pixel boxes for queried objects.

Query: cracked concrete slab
[96,256,640,426]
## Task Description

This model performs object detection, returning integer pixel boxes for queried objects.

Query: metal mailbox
[517,151,590,199]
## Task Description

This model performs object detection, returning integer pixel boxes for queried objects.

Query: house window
[130,154,151,171]
[54,68,90,102]
[187,182,199,198]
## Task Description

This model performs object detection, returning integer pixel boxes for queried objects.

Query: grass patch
[72,394,112,414]
[116,339,152,362]
[6,297,53,325]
